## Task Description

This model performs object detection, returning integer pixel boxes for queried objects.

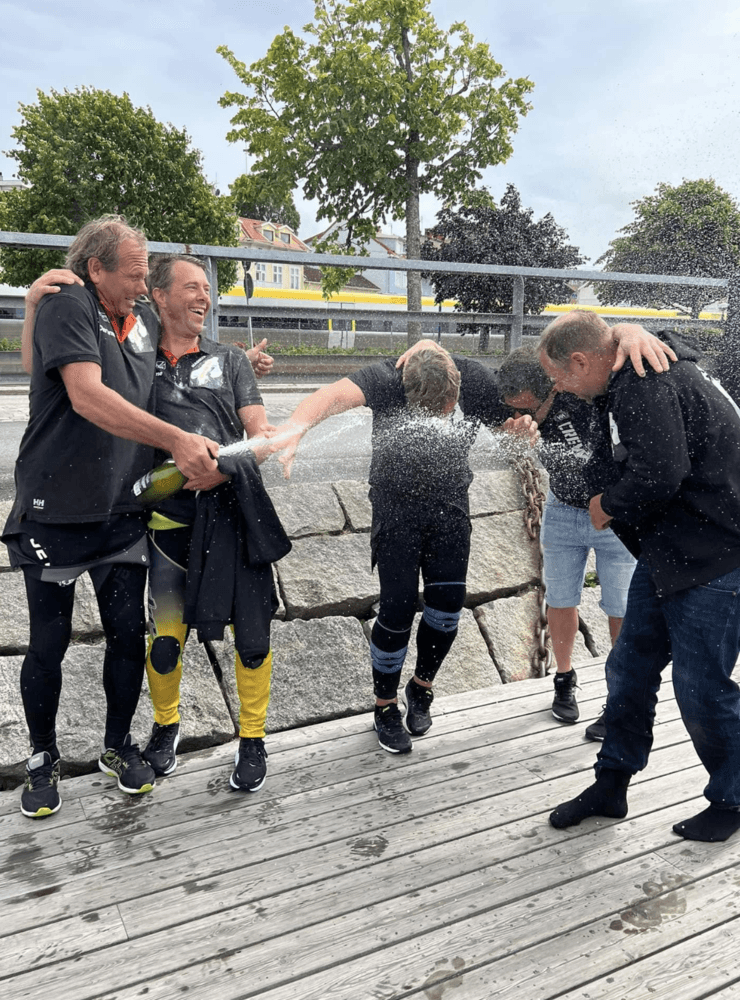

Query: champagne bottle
[131,460,187,505]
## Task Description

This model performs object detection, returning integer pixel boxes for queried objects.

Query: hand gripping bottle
[131,460,187,505]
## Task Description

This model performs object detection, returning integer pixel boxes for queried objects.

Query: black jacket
[183,452,291,666]
[595,332,740,595]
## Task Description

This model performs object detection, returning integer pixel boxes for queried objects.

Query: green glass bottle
[131,460,187,505]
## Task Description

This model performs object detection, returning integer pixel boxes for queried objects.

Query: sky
[1,0,740,265]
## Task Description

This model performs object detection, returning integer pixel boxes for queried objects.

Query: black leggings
[370,504,470,700]
[21,563,147,756]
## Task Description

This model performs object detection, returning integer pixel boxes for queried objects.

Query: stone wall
[0,471,612,770]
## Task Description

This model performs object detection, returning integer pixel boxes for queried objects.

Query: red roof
[238,218,310,253]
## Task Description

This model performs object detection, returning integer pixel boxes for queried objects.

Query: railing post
[505,275,524,354]
[205,256,219,342]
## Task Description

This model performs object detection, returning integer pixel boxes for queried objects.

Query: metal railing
[0,230,731,347]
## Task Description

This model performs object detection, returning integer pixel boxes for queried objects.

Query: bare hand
[395,339,441,368]
[265,422,305,480]
[27,269,83,308]
[237,338,274,378]
[589,493,613,530]
[610,323,678,376]
[501,414,540,446]
[171,434,219,480]
[184,470,230,491]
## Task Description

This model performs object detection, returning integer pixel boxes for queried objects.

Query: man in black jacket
[540,310,740,842]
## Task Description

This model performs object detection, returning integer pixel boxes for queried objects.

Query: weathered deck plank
[0,656,735,1000]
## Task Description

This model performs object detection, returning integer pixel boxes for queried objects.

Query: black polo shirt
[10,282,158,524]
[151,337,263,524]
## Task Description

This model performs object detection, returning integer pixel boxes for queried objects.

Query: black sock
[672,805,740,843]
[549,769,630,829]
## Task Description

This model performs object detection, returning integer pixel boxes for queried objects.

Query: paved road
[0,388,510,501]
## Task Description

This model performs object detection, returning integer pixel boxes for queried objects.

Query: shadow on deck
[1,658,739,1000]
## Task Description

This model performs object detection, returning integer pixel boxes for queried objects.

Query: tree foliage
[0,87,238,291]
[422,184,584,317]
[596,179,740,318]
[218,0,533,340]
[229,170,301,231]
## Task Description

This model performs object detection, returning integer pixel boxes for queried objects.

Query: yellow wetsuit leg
[235,648,272,738]
[145,518,190,727]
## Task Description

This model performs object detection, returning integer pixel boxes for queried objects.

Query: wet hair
[402,347,461,415]
[147,254,208,299]
[498,345,554,403]
[65,214,147,281]
[539,310,612,366]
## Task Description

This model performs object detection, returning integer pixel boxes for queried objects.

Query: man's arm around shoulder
[60,362,219,479]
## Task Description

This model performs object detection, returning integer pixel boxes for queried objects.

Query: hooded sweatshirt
[594,331,740,596]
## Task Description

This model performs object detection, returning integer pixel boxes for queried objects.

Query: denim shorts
[540,491,636,616]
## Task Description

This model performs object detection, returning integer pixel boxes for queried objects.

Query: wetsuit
[145,337,273,738]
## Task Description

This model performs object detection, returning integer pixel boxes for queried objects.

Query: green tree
[596,179,740,318]
[230,170,301,231]
[422,184,584,325]
[0,87,238,292]
[218,0,533,343]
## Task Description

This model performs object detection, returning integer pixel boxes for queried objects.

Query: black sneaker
[230,737,268,792]
[585,708,607,742]
[374,703,412,754]
[552,668,579,724]
[99,734,156,794]
[402,678,434,736]
[20,752,61,818]
[143,722,180,776]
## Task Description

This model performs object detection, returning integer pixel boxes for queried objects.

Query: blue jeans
[541,492,635,616]
[598,557,740,807]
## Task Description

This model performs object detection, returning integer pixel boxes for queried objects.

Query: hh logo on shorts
[32,498,45,510]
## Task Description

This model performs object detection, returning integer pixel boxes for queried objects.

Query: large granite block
[276,532,378,618]
[475,591,558,683]
[267,480,345,537]
[466,511,540,604]
[0,570,104,653]
[332,480,372,531]
[468,470,525,517]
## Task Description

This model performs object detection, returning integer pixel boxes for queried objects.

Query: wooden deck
[2,657,740,1000]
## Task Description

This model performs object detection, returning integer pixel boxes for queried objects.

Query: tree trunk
[405,152,422,347]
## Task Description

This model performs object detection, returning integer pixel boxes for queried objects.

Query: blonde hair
[402,347,461,414]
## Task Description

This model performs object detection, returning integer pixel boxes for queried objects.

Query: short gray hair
[65,214,147,281]
[539,310,612,365]
[498,346,554,402]
[147,254,208,299]
[402,347,461,415]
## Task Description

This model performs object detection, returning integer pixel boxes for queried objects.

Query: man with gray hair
[540,309,740,843]
[270,343,532,754]
[4,215,219,819]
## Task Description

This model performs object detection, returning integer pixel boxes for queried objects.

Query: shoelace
[241,740,266,760]
[148,726,175,752]
[118,742,145,770]
[27,763,55,788]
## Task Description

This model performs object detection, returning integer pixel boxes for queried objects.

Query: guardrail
[0,229,733,349]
